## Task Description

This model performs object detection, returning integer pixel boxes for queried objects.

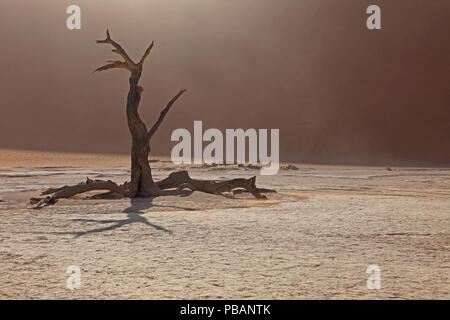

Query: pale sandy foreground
[0,149,449,299]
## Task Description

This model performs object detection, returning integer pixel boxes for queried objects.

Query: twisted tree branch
[94,60,128,73]
[148,89,187,139]
[139,41,155,66]
[97,29,135,64]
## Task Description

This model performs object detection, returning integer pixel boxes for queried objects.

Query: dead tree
[95,30,185,197]
[30,30,274,208]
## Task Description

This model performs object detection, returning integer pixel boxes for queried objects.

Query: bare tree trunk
[94,30,185,197]
[126,72,156,197]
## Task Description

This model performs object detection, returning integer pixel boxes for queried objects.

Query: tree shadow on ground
[61,190,195,238]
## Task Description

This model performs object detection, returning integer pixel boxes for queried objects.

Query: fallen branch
[156,171,274,199]
[30,177,128,209]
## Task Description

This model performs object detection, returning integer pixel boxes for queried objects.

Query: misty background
[0,0,449,166]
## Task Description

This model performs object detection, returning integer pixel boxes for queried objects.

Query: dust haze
[1,0,449,166]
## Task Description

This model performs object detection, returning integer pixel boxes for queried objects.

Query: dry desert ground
[0,149,449,299]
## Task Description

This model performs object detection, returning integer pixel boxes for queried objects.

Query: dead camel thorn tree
[30,30,275,208]
[95,29,184,197]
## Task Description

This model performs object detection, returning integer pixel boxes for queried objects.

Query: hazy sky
[0,0,449,165]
